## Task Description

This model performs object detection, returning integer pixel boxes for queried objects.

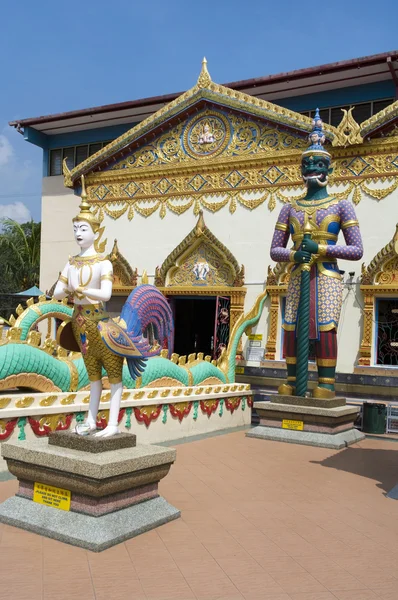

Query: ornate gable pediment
[155,211,244,288]
[109,240,138,292]
[64,59,338,187]
[107,108,308,173]
[361,225,398,286]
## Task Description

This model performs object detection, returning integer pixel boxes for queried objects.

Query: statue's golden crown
[72,175,101,233]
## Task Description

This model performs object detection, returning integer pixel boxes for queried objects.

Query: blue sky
[0,0,396,222]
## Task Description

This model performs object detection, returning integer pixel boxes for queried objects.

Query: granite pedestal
[247,395,365,449]
[0,431,180,551]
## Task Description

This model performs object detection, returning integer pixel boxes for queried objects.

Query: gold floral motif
[39,414,70,432]
[333,108,363,147]
[60,394,76,405]
[15,397,35,409]
[39,395,58,407]
[0,398,11,409]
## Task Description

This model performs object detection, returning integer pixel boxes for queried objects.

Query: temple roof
[64,59,341,185]
[10,51,398,137]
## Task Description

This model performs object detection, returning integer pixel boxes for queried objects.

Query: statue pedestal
[247,395,365,449]
[0,431,180,551]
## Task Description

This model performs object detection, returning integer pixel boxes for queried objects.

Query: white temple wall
[40,175,398,374]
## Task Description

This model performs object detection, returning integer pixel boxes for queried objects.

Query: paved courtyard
[1,429,398,600]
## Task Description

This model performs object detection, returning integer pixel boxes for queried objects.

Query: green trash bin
[362,402,386,434]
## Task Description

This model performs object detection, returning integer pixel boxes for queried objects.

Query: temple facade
[10,51,398,399]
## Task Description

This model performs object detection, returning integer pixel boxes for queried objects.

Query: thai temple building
[9,50,398,402]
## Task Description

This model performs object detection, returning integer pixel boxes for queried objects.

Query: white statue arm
[78,259,113,302]
[53,264,70,300]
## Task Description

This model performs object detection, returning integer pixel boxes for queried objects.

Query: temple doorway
[172,296,230,359]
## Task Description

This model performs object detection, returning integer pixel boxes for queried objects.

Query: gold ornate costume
[71,303,124,384]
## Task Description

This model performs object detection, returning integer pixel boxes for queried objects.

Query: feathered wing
[98,284,174,381]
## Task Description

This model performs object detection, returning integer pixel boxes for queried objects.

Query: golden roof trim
[361,224,398,285]
[108,239,138,287]
[360,100,398,137]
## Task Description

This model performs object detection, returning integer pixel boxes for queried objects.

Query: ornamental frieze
[84,136,398,220]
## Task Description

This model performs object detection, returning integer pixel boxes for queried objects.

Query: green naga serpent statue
[0,288,267,395]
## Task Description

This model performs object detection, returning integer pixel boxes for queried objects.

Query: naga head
[301,109,332,191]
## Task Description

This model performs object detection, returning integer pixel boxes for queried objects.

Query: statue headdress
[72,175,101,232]
[302,108,331,160]
[72,175,106,252]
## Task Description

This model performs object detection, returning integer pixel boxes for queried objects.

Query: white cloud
[0,201,31,222]
[0,135,14,167]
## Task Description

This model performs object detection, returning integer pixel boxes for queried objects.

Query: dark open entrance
[172,296,217,357]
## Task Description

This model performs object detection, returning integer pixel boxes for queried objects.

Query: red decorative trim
[28,414,74,437]
[134,405,162,427]
[200,399,219,416]
[96,408,126,430]
[0,419,17,441]
[225,397,241,414]
[247,396,253,408]
[169,401,192,422]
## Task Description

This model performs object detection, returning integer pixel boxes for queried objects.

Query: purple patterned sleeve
[324,200,363,260]
[270,204,292,263]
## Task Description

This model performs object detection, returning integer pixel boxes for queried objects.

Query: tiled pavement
[1,430,398,600]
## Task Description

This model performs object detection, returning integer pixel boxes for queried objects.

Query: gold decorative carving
[15,397,35,409]
[60,394,76,405]
[183,112,230,159]
[66,60,319,184]
[108,239,138,293]
[361,100,398,138]
[39,414,71,432]
[82,141,398,219]
[0,398,11,409]
[0,375,60,393]
[197,56,212,89]
[333,108,363,147]
[146,377,184,388]
[63,61,398,221]
[155,211,244,288]
[264,263,294,360]
[39,395,58,407]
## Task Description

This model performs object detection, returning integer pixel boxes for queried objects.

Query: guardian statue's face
[301,154,331,190]
[73,220,96,249]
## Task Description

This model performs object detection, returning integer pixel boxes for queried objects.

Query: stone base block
[247,396,364,449]
[48,431,137,453]
[18,480,159,516]
[247,425,365,449]
[0,495,180,552]
[0,434,180,550]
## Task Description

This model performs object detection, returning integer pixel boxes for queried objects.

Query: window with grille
[48,141,111,176]
[301,98,394,126]
[376,299,398,366]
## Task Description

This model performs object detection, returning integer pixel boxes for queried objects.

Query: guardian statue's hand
[301,239,318,254]
[293,250,312,263]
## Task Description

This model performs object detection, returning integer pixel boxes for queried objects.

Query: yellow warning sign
[248,334,262,341]
[282,419,304,431]
[33,482,71,511]
[235,366,244,374]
